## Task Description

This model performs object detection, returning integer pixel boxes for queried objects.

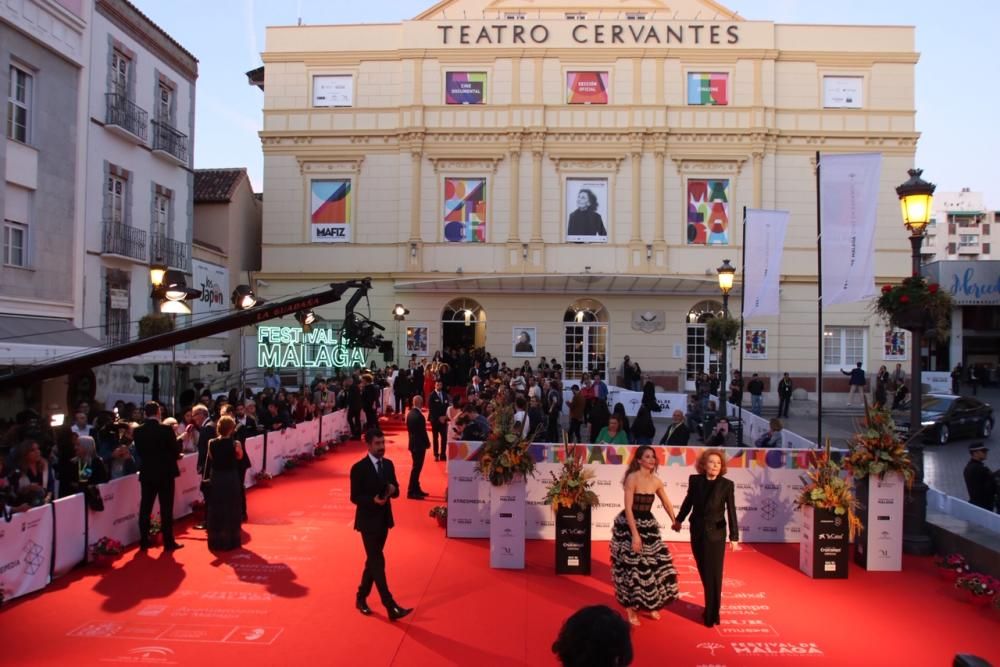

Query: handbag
[199,440,213,495]
[84,485,105,512]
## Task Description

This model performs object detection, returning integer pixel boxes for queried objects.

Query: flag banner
[743,209,790,318]
[820,153,882,305]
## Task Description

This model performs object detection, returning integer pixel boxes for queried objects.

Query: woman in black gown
[609,445,679,626]
[205,416,244,551]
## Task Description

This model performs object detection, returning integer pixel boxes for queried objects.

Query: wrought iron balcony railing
[151,118,189,164]
[150,233,190,272]
[102,220,147,262]
[105,92,148,142]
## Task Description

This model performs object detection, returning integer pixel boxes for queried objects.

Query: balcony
[104,92,148,144]
[102,221,147,262]
[151,233,190,272]
[151,119,189,166]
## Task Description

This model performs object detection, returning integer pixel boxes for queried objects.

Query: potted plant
[843,403,915,570]
[147,515,163,546]
[955,573,1000,607]
[934,553,971,583]
[283,458,299,471]
[90,537,124,567]
[872,275,952,339]
[429,506,447,528]
[705,314,740,351]
[795,448,861,579]
[138,313,174,339]
[254,471,273,486]
[544,441,600,575]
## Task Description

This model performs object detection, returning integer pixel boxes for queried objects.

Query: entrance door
[563,299,609,381]
[685,324,722,391]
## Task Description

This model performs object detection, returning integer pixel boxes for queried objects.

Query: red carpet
[3,418,997,666]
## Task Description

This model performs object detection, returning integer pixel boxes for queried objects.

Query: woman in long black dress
[205,416,244,551]
[610,445,679,626]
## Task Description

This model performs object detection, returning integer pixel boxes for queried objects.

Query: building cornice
[96,0,198,81]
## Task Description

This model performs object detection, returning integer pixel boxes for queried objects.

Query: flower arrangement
[543,441,600,512]
[843,403,915,486]
[474,400,536,487]
[314,443,330,457]
[283,458,299,471]
[873,275,952,339]
[429,506,447,526]
[794,448,862,539]
[148,515,162,537]
[705,314,740,352]
[955,573,1000,599]
[90,536,124,558]
[253,471,273,484]
[934,553,971,575]
[295,452,315,464]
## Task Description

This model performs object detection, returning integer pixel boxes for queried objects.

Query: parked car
[897,394,994,445]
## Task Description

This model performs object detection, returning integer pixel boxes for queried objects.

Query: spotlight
[160,299,191,315]
[392,303,409,321]
[231,284,258,310]
[295,310,317,333]
[161,269,202,302]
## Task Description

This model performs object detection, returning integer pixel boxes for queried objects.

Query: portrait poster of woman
[512,327,537,357]
[566,178,609,243]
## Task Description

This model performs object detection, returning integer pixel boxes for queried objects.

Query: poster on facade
[312,74,353,107]
[443,177,487,243]
[310,179,352,243]
[687,72,728,105]
[565,178,609,243]
[883,329,907,360]
[512,326,537,357]
[687,178,730,245]
[566,71,609,104]
[445,71,487,104]
[823,76,863,109]
[406,324,429,356]
[745,329,767,359]
[192,259,228,338]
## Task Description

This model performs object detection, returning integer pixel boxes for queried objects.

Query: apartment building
[923,188,997,262]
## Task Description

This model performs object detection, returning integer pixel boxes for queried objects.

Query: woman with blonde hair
[204,415,244,550]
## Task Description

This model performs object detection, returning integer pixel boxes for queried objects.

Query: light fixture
[392,303,409,321]
[231,284,258,310]
[296,310,317,326]
[522,243,529,259]
[149,260,167,288]
[50,413,65,427]
[464,308,473,326]
[410,242,417,258]
[160,299,191,315]
[896,168,936,236]
[162,269,201,302]
[575,310,585,323]
[717,259,736,295]
[646,244,653,260]
[688,312,698,323]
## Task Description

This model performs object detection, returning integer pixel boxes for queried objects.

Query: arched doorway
[686,300,725,391]
[563,299,609,381]
[442,298,486,352]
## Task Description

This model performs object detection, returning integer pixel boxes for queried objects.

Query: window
[157,82,172,122]
[111,50,130,97]
[823,327,866,371]
[105,271,130,346]
[3,221,27,267]
[959,234,979,247]
[153,192,169,238]
[106,174,126,223]
[7,65,32,142]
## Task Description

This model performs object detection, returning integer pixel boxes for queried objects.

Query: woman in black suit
[672,448,740,627]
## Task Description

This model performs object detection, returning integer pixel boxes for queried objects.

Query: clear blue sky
[132,0,999,206]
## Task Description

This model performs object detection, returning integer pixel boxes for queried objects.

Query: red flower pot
[92,553,118,568]
[938,568,961,583]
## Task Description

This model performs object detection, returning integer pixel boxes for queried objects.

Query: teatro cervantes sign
[436,22,740,46]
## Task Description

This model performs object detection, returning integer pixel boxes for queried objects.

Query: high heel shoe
[626,609,641,626]
[649,610,661,621]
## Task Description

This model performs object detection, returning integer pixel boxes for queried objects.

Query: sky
[131,0,1000,206]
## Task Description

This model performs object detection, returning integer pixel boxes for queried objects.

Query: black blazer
[406,408,431,452]
[350,455,400,532]
[428,389,449,422]
[660,421,691,445]
[134,419,181,481]
[677,474,739,542]
[196,419,215,472]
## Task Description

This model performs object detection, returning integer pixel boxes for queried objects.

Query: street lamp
[895,167,935,556]
[149,269,201,417]
[716,259,736,430]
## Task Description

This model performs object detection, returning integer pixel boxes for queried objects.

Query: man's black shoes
[387,605,413,621]
[355,598,373,616]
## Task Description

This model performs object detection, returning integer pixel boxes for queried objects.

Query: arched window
[563,299,609,381]
[441,298,486,352]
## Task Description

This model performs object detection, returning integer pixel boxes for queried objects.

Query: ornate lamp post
[716,259,736,425]
[895,168,935,555]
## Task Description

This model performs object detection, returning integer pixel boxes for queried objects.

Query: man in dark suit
[406,396,430,499]
[134,401,183,551]
[427,379,449,461]
[673,450,740,627]
[659,409,691,445]
[192,404,215,530]
[350,428,412,621]
[346,377,363,439]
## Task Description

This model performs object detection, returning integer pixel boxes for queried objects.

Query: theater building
[254,0,920,397]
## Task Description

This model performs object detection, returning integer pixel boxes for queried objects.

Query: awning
[394,273,740,297]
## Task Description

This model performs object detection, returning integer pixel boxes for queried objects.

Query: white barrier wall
[87,475,141,561]
[52,494,86,577]
[172,453,202,518]
[0,504,54,600]
[447,442,839,543]
[244,435,265,488]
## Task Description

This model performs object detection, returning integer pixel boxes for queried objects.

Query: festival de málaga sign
[257,326,367,369]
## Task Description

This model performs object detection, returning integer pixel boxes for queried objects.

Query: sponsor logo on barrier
[817,533,844,541]
[113,514,137,526]
[819,546,841,556]
[498,513,513,519]
[731,642,823,656]
[877,498,895,505]
[824,561,837,572]
[22,540,44,575]
[762,483,781,491]
[876,515,891,521]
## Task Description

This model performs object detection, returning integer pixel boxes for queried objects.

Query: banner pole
[816,151,823,448]
[738,206,747,445]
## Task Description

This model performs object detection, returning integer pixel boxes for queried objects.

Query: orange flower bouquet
[543,441,600,512]
[474,401,536,487]
[843,402,915,486]
[794,447,862,540]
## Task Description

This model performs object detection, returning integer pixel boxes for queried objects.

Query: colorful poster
[312,74,353,107]
[406,325,429,356]
[443,178,486,243]
[745,329,767,359]
[883,329,906,360]
[566,71,609,104]
[446,72,486,104]
[565,178,609,243]
[687,72,728,105]
[687,179,730,245]
[310,179,352,243]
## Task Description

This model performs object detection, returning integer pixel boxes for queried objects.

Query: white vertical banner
[489,478,526,569]
[820,152,882,305]
[743,209,790,319]
[244,435,265,488]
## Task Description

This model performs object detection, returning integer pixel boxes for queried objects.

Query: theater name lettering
[437,22,740,46]
[257,326,367,369]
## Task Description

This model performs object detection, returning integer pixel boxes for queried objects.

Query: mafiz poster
[566,178,609,243]
[883,329,906,360]
[687,178,730,245]
[745,329,767,359]
[310,179,352,243]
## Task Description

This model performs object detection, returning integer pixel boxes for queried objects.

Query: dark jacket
[134,419,181,481]
[964,458,996,510]
[350,455,400,532]
[567,209,607,237]
[406,408,431,452]
[660,421,691,446]
[428,389,449,423]
[842,367,866,386]
[195,419,216,473]
[778,378,793,398]
[677,474,739,542]
[747,378,764,396]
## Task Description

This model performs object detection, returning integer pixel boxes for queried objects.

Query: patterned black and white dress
[610,492,679,610]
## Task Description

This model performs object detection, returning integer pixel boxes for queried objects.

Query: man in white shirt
[70,412,91,437]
